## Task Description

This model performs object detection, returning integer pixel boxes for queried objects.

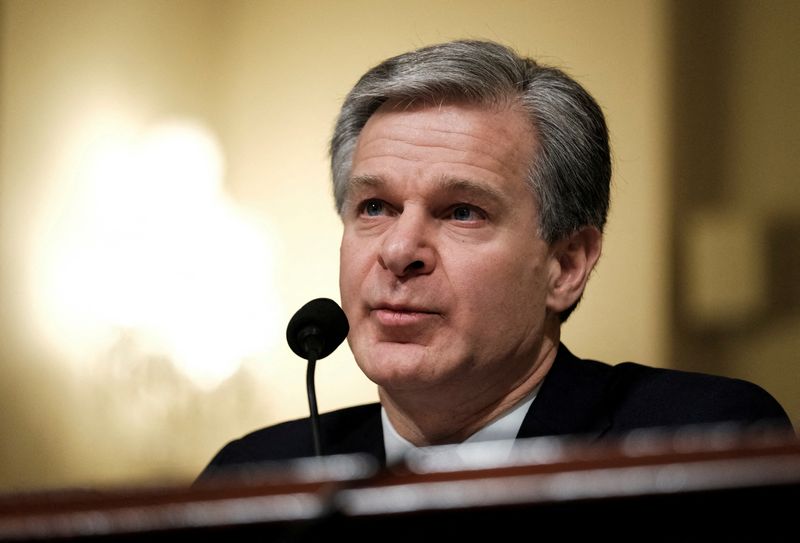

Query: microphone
[286,298,349,457]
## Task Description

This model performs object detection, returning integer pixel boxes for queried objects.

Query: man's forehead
[351,101,537,186]
[361,98,536,150]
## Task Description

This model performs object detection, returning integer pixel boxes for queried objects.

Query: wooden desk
[2,425,798,541]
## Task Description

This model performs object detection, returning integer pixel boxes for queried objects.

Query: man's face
[339,101,558,398]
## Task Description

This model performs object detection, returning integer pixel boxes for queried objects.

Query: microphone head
[286,298,349,360]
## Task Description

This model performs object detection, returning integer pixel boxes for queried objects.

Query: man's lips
[370,304,440,327]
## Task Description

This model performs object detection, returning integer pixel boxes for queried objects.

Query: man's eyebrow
[433,176,508,206]
[342,175,385,210]
[345,174,510,206]
[347,174,385,194]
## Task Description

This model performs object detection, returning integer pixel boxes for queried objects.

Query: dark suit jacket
[196,344,792,482]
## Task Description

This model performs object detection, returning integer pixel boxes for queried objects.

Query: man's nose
[378,210,436,277]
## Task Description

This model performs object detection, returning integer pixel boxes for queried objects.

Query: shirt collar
[382,386,540,466]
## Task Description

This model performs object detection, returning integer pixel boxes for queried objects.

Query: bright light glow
[35,116,280,389]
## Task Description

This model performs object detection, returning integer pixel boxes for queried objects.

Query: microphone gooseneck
[286,298,349,457]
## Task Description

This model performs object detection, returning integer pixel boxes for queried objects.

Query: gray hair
[330,40,611,320]
[330,39,611,244]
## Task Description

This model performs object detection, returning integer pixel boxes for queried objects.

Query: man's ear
[546,226,603,314]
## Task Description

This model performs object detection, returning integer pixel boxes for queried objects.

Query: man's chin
[354,341,438,388]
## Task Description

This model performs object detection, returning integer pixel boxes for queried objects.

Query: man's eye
[362,199,385,217]
[451,205,481,221]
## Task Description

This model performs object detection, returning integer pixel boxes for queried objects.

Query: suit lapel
[518,344,613,440]
[326,403,387,465]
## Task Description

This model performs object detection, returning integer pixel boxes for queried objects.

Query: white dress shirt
[382,386,540,466]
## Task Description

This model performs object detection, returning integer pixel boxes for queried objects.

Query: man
[197,40,791,479]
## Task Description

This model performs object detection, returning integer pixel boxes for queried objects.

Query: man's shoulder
[552,345,792,434]
[236,402,382,444]
[609,360,783,406]
[195,402,382,484]
[224,402,381,456]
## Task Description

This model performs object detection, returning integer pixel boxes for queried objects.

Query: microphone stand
[306,356,322,457]
[300,325,324,457]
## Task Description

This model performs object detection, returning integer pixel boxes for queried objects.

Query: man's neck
[379,336,559,446]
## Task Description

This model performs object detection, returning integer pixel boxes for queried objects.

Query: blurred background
[0,0,797,492]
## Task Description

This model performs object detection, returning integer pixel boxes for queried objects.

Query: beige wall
[0,0,793,492]
[668,0,800,433]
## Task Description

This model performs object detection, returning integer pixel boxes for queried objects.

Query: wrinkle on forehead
[373,97,534,144]
[354,102,536,178]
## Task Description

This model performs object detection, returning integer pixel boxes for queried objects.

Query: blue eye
[363,199,384,216]
[452,205,476,221]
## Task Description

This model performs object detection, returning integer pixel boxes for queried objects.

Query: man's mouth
[370,303,440,327]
